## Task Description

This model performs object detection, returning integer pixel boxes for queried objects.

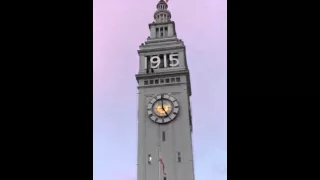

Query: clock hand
[161,95,164,109]
[160,97,169,116]
[161,105,169,116]
[162,99,163,109]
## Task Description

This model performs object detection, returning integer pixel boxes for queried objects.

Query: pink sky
[94,0,227,179]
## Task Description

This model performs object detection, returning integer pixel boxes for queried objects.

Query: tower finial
[157,0,168,9]
[154,0,171,23]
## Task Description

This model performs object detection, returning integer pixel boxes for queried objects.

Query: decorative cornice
[138,82,187,89]
[136,70,192,96]
[138,45,185,53]
[148,21,175,29]
[136,70,190,80]
[144,37,179,44]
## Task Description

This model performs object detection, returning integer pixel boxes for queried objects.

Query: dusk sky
[93,0,227,180]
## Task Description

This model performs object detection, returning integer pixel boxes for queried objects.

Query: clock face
[147,94,179,124]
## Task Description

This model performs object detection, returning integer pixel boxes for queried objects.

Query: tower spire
[154,0,171,23]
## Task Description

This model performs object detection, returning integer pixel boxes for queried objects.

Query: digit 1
[144,56,148,70]
[163,54,167,68]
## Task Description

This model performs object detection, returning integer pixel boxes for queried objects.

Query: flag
[159,157,167,176]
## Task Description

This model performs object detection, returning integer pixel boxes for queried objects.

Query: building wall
[137,80,194,180]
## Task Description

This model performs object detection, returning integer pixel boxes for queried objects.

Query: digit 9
[150,56,161,69]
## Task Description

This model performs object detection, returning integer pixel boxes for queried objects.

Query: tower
[136,1,195,180]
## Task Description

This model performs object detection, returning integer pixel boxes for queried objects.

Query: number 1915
[144,54,179,69]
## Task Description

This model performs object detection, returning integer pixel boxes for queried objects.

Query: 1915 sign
[144,53,179,70]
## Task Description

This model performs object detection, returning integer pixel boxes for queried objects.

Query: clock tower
[136,1,195,180]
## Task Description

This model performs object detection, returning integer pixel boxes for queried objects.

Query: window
[144,80,148,85]
[176,77,181,82]
[148,154,152,164]
[162,131,165,141]
[150,80,154,84]
[165,78,170,83]
[155,79,159,84]
[177,152,181,162]
[171,78,175,82]
[160,27,164,37]
[160,79,164,83]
